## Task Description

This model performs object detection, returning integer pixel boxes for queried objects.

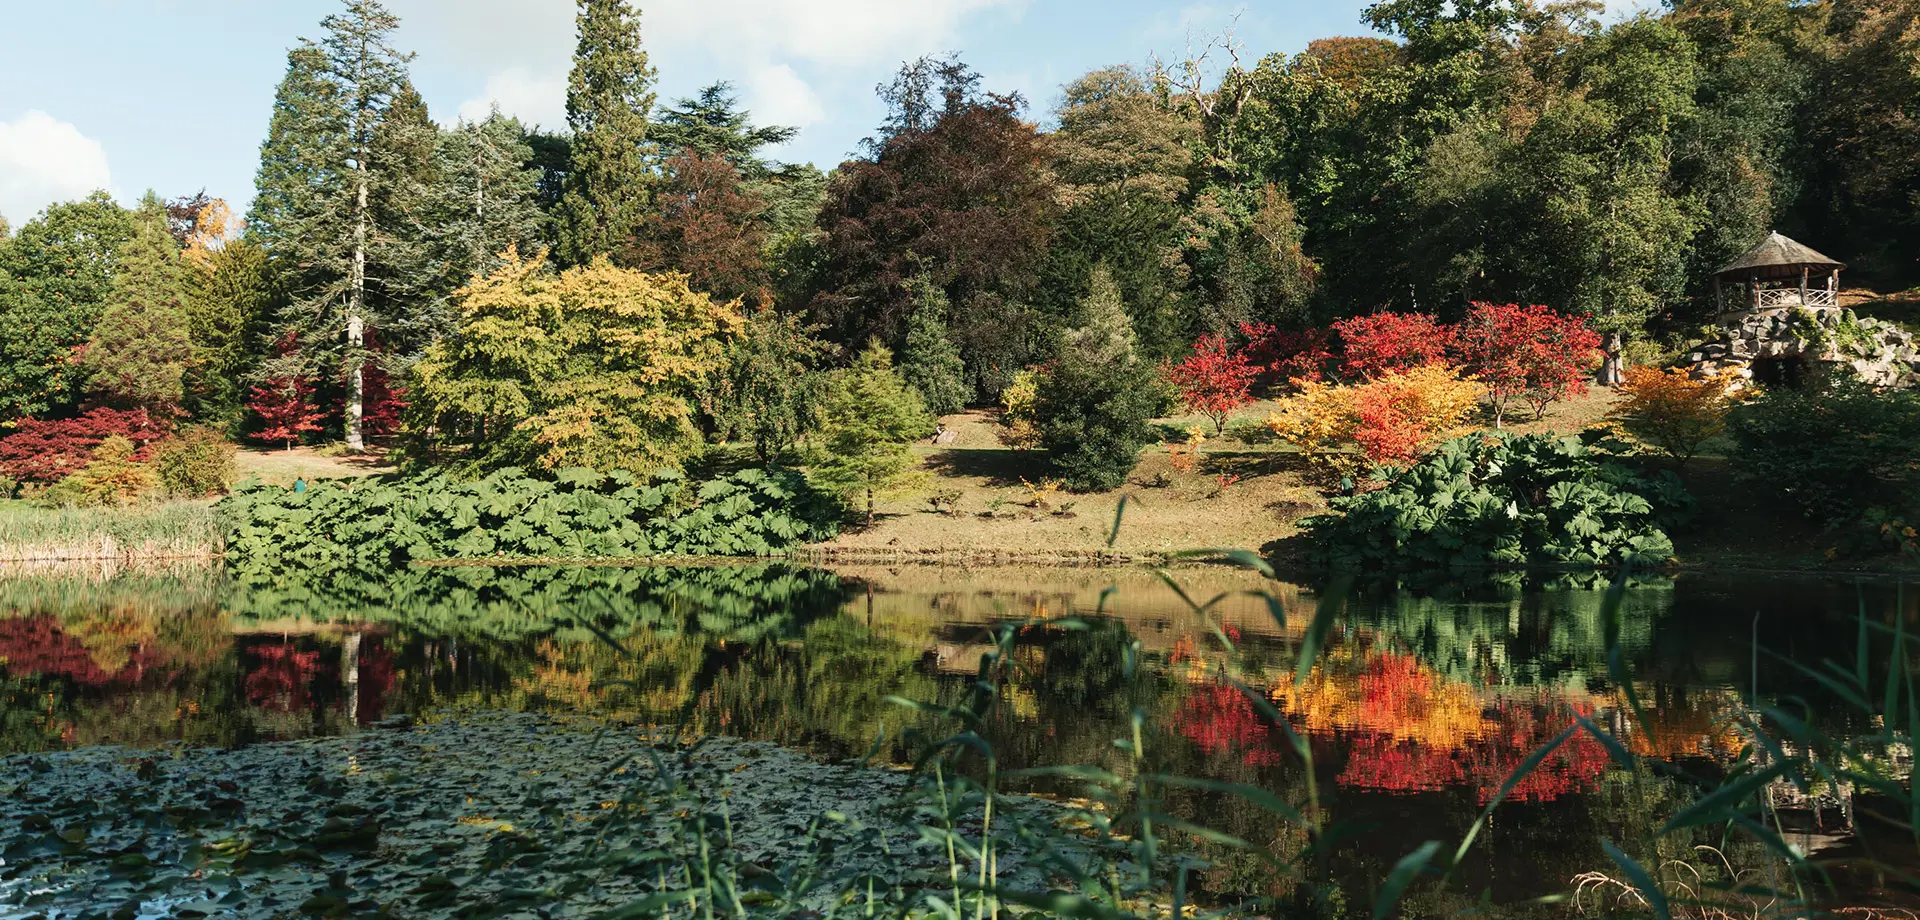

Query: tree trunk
[343,631,362,730]
[1598,333,1624,386]
[346,166,367,452]
[865,487,875,527]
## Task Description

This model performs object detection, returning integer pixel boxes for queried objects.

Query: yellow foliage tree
[411,249,741,472]
[1265,364,1485,484]
[1611,366,1741,466]
[997,368,1042,450]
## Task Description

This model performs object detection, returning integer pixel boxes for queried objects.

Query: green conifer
[899,276,971,416]
[812,344,935,525]
[553,0,656,266]
[248,0,423,450]
[84,195,194,415]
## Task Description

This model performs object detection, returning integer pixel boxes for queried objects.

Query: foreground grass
[0,499,222,561]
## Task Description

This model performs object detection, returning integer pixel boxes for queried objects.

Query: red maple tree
[0,408,171,483]
[248,333,326,451]
[1331,312,1454,379]
[1167,333,1259,434]
[1237,321,1336,390]
[1451,302,1602,426]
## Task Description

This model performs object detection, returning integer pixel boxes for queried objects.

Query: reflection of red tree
[0,616,164,686]
[353,637,393,725]
[1177,684,1287,766]
[242,642,326,713]
[1457,699,1610,804]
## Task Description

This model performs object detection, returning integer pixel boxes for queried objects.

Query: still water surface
[1,563,1913,911]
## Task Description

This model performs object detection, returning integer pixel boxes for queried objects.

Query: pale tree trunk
[342,631,362,730]
[346,168,367,452]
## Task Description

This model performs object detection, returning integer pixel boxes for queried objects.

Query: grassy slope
[813,389,1625,561]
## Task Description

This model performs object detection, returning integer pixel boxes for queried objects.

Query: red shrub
[0,408,171,483]
[1167,333,1258,433]
[1331,312,1454,379]
[1451,302,1602,426]
[1237,321,1336,389]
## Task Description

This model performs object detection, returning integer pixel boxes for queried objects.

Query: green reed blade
[1600,840,1669,920]
[1372,840,1439,920]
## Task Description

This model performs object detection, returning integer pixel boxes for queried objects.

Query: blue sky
[0,0,1401,228]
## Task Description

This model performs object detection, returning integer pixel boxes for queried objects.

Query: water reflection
[0,562,1912,910]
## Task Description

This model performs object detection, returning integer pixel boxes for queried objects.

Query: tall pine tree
[83,194,194,416]
[248,0,422,450]
[553,0,656,267]
[428,109,544,305]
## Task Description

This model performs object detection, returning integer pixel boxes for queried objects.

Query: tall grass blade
[1372,840,1439,920]
[1600,840,1670,920]
[1106,495,1129,548]
[1293,576,1349,687]
[1449,725,1576,872]
[1660,759,1796,833]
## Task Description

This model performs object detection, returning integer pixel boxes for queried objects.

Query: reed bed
[0,499,223,561]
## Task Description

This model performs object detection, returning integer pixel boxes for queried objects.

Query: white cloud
[0,111,112,227]
[454,66,569,129]
[741,63,827,131]
[647,0,1023,68]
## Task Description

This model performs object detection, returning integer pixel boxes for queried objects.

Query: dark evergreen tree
[899,276,971,415]
[247,0,422,450]
[553,0,656,267]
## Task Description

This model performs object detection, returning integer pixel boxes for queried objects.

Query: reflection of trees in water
[1342,573,1676,689]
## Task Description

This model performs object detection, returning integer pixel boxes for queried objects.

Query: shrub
[1727,381,1920,526]
[1237,322,1335,390]
[1302,432,1693,569]
[1451,302,1602,425]
[152,426,237,497]
[997,369,1042,450]
[1035,355,1161,492]
[219,466,840,569]
[0,408,170,484]
[1331,312,1453,379]
[1167,333,1258,434]
[1348,365,1486,466]
[38,436,161,508]
[1611,367,1740,465]
[409,251,738,473]
[1266,365,1485,484]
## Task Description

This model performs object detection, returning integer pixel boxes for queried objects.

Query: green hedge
[1302,433,1693,570]
[218,466,839,568]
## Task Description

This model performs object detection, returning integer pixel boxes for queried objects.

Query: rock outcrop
[1680,307,1920,390]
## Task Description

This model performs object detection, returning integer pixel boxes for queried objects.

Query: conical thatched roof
[1716,232,1844,277]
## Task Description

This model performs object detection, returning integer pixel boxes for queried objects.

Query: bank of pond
[1,562,1916,918]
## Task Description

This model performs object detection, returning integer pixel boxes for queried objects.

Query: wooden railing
[1755,287,1837,309]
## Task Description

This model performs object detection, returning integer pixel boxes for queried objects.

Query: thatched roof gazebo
[1714,231,1845,317]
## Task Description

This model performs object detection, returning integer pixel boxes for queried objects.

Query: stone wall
[1681,307,1920,390]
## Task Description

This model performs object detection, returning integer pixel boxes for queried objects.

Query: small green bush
[1302,432,1693,569]
[152,426,237,497]
[38,436,160,508]
[219,465,839,569]
[1727,381,1920,526]
[1034,357,1161,492]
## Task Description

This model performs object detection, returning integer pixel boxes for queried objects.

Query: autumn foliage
[0,407,170,483]
[1167,333,1258,433]
[1452,302,1602,426]
[1237,321,1335,389]
[1330,312,1454,379]
[249,374,325,451]
[1612,366,1741,465]
[1265,365,1485,481]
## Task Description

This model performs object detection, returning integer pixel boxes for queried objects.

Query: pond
[1,562,1915,917]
